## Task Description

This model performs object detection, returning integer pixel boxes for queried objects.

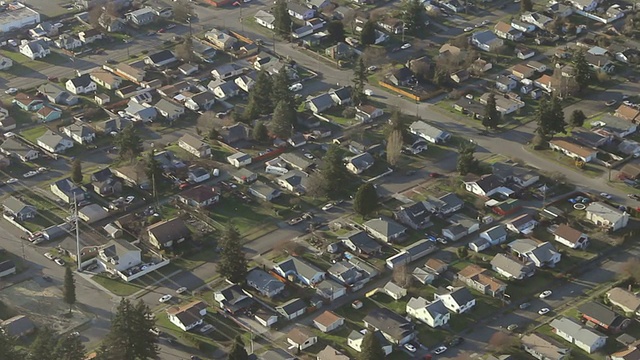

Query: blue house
[288,2,316,20]
[13,93,43,111]
[36,105,62,122]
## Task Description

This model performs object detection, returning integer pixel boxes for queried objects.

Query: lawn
[207,196,276,236]
[155,312,222,352]
[20,126,48,144]
[91,274,143,297]
[369,293,408,315]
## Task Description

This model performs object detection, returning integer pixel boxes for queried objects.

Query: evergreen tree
[247,70,273,115]
[570,109,586,127]
[175,35,194,62]
[272,70,293,106]
[104,298,158,360]
[227,336,248,360]
[535,96,566,141]
[457,141,479,176]
[360,20,377,46]
[482,93,501,130]
[173,0,193,23]
[0,331,24,359]
[29,327,57,360]
[520,0,533,12]
[353,183,378,216]
[253,121,269,142]
[572,50,591,90]
[71,158,83,184]
[401,0,425,35]
[217,224,248,283]
[359,330,385,360]
[114,125,143,161]
[270,100,296,139]
[63,266,76,314]
[208,127,219,140]
[273,0,291,37]
[144,150,162,187]
[327,21,346,43]
[55,334,86,360]
[352,57,367,105]
[320,145,351,199]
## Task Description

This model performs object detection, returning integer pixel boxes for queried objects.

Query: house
[306,93,335,113]
[126,7,157,26]
[63,123,96,144]
[616,48,640,64]
[273,257,325,286]
[276,170,309,194]
[363,307,415,345]
[185,91,216,111]
[246,268,284,298]
[521,12,553,29]
[30,22,59,38]
[146,218,190,249]
[521,334,571,360]
[549,138,597,163]
[471,31,504,52]
[339,230,382,255]
[178,185,219,208]
[178,63,198,76]
[469,58,493,74]
[355,105,383,123]
[553,224,588,249]
[328,261,365,286]
[3,196,36,220]
[91,70,122,90]
[329,86,352,106]
[464,174,507,197]
[19,39,50,60]
[249,181,281,201]
[212,81,241,100]
[95,118,131,135]
[385,240,437,269]
[378,18,404,34]
[36,106,62,122]
[394,201,432,230]
[144,50,176,68]
[509,238,561,268]
[78,28,103,44]
[90,168,122,196]
[313,311,344,333]
[1,315,36,338]
[615,104,640,122]
[204,28,237,51]
[178,134,211,159]
[410,120,451,144]
[496,75,518,93]
[387,67,414,87]
[55,34,82,50]
[443,213,480,241]
[227,152,252,168]
[154,99,184,121]
[406,297,450,328]
[287,2,315,20]
[213,284,254,314]
[585,202,629,231]
[167,301,207,332]
[124,101,157,123]
[0,117,16,132]
[234,73,257,93]
[550,317,607,354]
[578,301,630,333]
[292,25,314,39]
[66,74,97,95]
[255,10,275,29]
[287,327,317,351]
[37,83,78,105]
[439,43,464,57]
[548,2,574,17]
[98,238,142,273]
[494,21,523,41]
[607,288,640,316]
[491,253,535,280]
[610,346,640,360]
[13,92,43,111]
[479,225,508,246]
[253,308,278,328]
[112,63,146,84]
[479,92,525,115]
[568,0,598,11]
[0,138,39,162]
[492,161,540,188]
[348,330,393,355]
[307,0,331,9]
[0,260,16,278]
[383,281,408,300]
[506,213,538,234]
[99,13,126,32]
[317,345,350,360]
[585,53,615,73]
[440,0,465,12]
[363,218,407,243]
[37,131,73,153]
[211,63,244,81]
[185,167,210,184]
[595,114,637,139]
[276,298,307,320]
[346,152,375,174]
[516,46,536,60]
[316,279,347,301]
[457,264,507,297]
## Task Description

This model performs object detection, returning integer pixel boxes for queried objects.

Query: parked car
[538,307,550,315]
[519,302,531,310]
[5,88,17,95]
[322,203,334,211]
[176,287,188,294]
[433,346,447,355]
[6,178,18,184]
[159,294,172,303]
[288,83,303,92]
[44,252,55,260]
[464,27,473,32]
[351,300,363,309]
[447,337,463,347]
[507,324,518,331]
[600,192,612,199]
[404,344,417,353]
[605,100,617,107]
[367,66,378,71]
[125,196,135,204]
[539,290,552,298]
[23,171,38,178]
[400,43,412,50]
[54,258,65,266]
[199,324,214,333]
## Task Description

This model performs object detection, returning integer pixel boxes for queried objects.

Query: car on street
[6,178,18,184]
[429,172,442,178]
[5,88,17,95]
[158,28,166,33]
[367,66,378,71]
[303,153,314,159]
[166,24,176,29]
[23,171,38,178]
[44,252,55,260]
[364,89,373,96]
[176,287,188,294]
[447,337,463,347]
[464,27,473,32]
[404,344,417,353]
[539,290,552,298]
[322,203,334,211]
[351,300,363,309]
[519,302,531,310]
[42,275,52,282]
[37,167,48,173]
[629,194,640,201]
[8,39,17,46]
[54,258,66,266]
[70,331,80,337]
[507,324,518,331]
[400,43,412,50]
[159,294,173,303]
[288,83,303,92]
[600,192,612,199]
[481,19,490,25]
[125,196,135,204]
[199,324,214,333]
[605,100,618,107]
[538,307,550,315]
[433,346,447,355]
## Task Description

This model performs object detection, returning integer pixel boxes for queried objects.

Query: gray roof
[279,152,313,170]
[363,307,414,341]
[1,315,35,337]
[482,225,508,241]
[347,330,391,347]
[410,120,447,139]
[403,239,437,258]
[509,238,559,263]
[125,101,157,118]
[38,131,70,150]
[328,261,362,285]
[215,81,239,95]
[407,297,448,318]
[586,202,626,223]
[492,162,539,182]
[339,230,382,253]
[550,317,606,346]
[189,91,216,105]
[287,2,311,15]
[254,10,275,24]
[147,50,175,64]
[147,218,190,245]
[348,152,375,171]
[276,298,307,315]
[600,114,634,134]
[250,181,279,198]
[246,268,285,294]
[490,253,534,277]
[578,302,624,327]
[425,192,463,213]
[260,349,295,360]
[154,99,183,117]
[38,83,68,99]
[448,213,479,230]
[307,93,335,110]
[472,30,500,45]
[100,239,140,260]
[363,218,406,238]
[3,196,35,215]
[275,256,324,281]
[65,123,95,138]
[445,287,475,305]
[52,178,83,198]
[277,170,309,189]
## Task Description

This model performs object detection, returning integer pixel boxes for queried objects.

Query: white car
[303,153,314,159]
[199,324,214,333]
[176,287,188,294]
[539,290,552,298]
[464,27,473,32]
[4,88,17,95]
[538,307,550,315]
[54,258,66,266]
[8,39,17,47]
[367,66,378,71]
[37,167,48,173]
[23,171,38,178]
[44,252,55,260]
[404,343,417,353]
[159,294,172,303]
[6,178,18,184]
[481,20,490,26]
[400,43,412,50]
[364,89,373,96]
[433,346,448,355]
[288,83,303,92]
[125,196,135,204]
[322,203,334,211]
[600,192,612,199]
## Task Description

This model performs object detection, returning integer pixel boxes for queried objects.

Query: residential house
[496,75,518,93]
[616,48,640,64]
[549,138,598,163]
[521,12,553,29]
[246,268,285,298]
[0,260,16,278]
[595,114,637,138]
[126,7,157,26]
[287,327,317,351]
[317,345,350,360]
[509,238,561,268]
[178,63,198,76]
[313,311,344,333]
[615,104,640,122]
[435,286,477,313]
[464,174,507,197]
[78,28,103,44]
[534,74,554,93]
[125,101,157,122]
[99,14,126,32]
[29,22,59,38]
[607,288,640,316]
[36,106,62,122]
[178,185,219,208]
[585,202,629,231]
[329,86,352,106]
[276,170,309,194]
[394,201,432,230]
[273,256,325,286]
[479,225,508,246]
[479,92,525,115]
[363,308,415,345]
[66,74,97,95]
[55,34,82,50]
[19,39,50,60]
[442,213,480,241]
[232,168,257,184]
[363,218,407,243]
[249,181,281,201]
[328,261,365,287]
[185,91,216,111]
[339,230,382,256]
[166,301,207,331]
[0,117,15,132]
[213,284,254,314]
[469,58,493,73]
[254,10,275,29]
[112,163,149,188]
[287,2,315,20]
[13,92,43,112]
[90,168,122,196]
[610,346,640,360]
[550,317,607,354]
[548,2,574,17]
[1,316,36,338]
[146,218,190,249]
[112,63,146,84]
[491,253,535,280]
[384,281,408,300]
[506,213,538,235]
[578,301,630,333]
[212,81,241,101]
[307,0,331,9]
[492,161,540,188]
[63,123,95,145]
[348,330,393,356]
[37,131,73,153]
[276,298,307,320]
[316,279,347,301]
[227,152,252,168]
[254,308,278,328]
[385,240,437,269]
[144,50,176,68]
[457,264,507,297]
[439,43,464,57]
[553,224,589,249]
[154,99,184,121]
[187,167,211,184]
[387,67,414,87]
[494,21,523,41]
[406,297,450,328]
[511,64,536,80]
[50,178,86,204]
[306,93,335,113]
[95,118,131,135]
[471,31,504,52]
[37,83,78,105]
[521,334,571,360]
[410,120,451,144]
[568,0,598,12]
[178,134,211,158]
[440,0,465,12]
[212,63,245,81]
[3,196,37,221]
[91,69,122,90]
[346,152,375,174]
[234,73,257,93]
[378,18,404,34]
[0,138,39,162]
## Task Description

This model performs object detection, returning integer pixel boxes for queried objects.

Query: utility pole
[74,194,81,271]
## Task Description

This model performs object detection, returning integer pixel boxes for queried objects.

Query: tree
[361,46,387,67]
[353,183,378,216]
[217,224,248,283]
[536,96,566,141]
[253,121,269,142]
[359,329,386,360]
[114,125,143,161]
[401,0,425,35]
[88,5,104,30]
[482,93,501,130]
[386,130,403,167]
[104,298,158,360]
[385,108,411,143]
[623,258,640,284]
[173,0,193,23]
[570,109,586,127]
[456,246,468,259]
[327,21,346,43]
[392,264,412,288]
[360,20,377,46]
[208,127,219,140]
[144,150,162,186]
[488,332,519,354]
[272,70,293,106]
[572,50,591,90]
[71,158,83,184]
[247,70,273,116]
[320,145,352,199]
[273,0,292,37]
[270,100,296,139]
[352,57,367,105]
[520,0,533,12]
[227,336,248,360]
[63,266,76,314]
[29,327,57,360]
[175,35,193,62]
[55,334,86,360]
[457,141,480,175]
[0,331,23,359]
[305,172,327,198]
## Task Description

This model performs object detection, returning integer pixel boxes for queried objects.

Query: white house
[37,131,74,153]
[585,202,629,231]
[273,257,325,286]
[254,10,275,29]
[506,213,538,234]
[406,297,450,328]
[227,152,252,168]
[62,123,96,144]
[464,174,509,197]
[553,224,589,249]
[479,225,508,246]
[98,239,141,273]
[550,317,607,354]
[19,40,50,60]
[549,138,598,163]
[55,34,82,50]
[409,120,451,144]
[313,311,344,333]
[66,74,97,95]
[178,134,211,158]
[348,330,393,356]
[166,301,207,331]
[508,238,561,268]
[287,327,317,351]
[434,287,476,314]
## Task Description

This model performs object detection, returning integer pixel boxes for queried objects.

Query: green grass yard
[20,126,48,144]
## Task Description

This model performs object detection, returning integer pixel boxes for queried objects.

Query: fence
[377,81,422,101]
[229,31,254,45]
[3,214,31,235]
[575,9,622,24]
[118,258,171,282]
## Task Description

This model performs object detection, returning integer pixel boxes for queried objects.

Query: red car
[232,1,241,5]
[158,28,166,33]
[179,182,190,189]
[429,172,442,178]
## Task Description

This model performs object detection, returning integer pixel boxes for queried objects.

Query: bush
[342,107,356,118]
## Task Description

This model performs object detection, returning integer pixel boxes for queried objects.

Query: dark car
[429,172,442,178]
[448,337,464,347]
[47,76,58,82]
[42,275,52,282]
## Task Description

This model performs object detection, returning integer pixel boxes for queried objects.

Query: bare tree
[623,258,640,283]
[105,1,121,16]
[488,332,518,353]
[173,0,193,23]
[88,5,104,29]
[410,61,431,81]
[306,172,327,198]
[392,264,412,288]
[369,9,385,21]
[386,129,403,167]
[361,47,388,67]
[175,36,194,62]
